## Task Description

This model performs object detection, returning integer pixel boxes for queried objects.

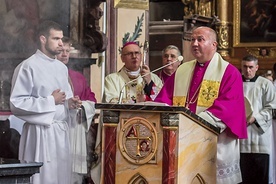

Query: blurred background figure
[57,36,97,184]
[264,70,273,82]
[156,45,182,83]
[240,55,276,184]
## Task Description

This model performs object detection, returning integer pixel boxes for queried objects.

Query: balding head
[194,26,217,42]
[190,26,218,63]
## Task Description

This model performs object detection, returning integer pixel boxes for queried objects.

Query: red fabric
[122,41,138,49]
[69,69,97,102]
[0,112,12,115]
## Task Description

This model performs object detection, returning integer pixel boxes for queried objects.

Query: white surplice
[70,100,95,174]
[241,76,276,183]
[10,50,77,184]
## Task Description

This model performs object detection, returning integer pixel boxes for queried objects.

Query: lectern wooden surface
[96,103,219,184]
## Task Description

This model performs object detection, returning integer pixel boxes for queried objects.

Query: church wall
[1,0,274,106]
[88,0,276,101]
[117,9,146,70]
[225,0,276,76]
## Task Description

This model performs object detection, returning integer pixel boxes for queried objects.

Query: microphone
[118,55,184,104]
[143,40,149,65]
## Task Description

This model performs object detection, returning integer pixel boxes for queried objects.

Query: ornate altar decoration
[97,103,219,184]
[119,13,145,53]
[118,117,157,165]
[246,47,276,59]
[82,0,107,55]
[182,0,214,17]
[182,0,231,58]
[114,0,149,10]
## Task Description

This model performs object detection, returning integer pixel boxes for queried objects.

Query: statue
[198,0,212,17]
[182,0,213,17]
[182,0,195,16]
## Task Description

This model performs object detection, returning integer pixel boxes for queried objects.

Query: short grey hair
[242,55,258,65]
[162,45,181,56]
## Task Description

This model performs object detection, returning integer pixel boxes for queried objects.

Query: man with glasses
[103,41,162,104]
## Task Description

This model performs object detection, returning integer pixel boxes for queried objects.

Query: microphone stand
[118,56,183,104]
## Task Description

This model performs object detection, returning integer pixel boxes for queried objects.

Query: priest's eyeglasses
[123,52,141,57]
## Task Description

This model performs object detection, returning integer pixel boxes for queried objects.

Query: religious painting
[233,0,276,47]
[0,0,70,112]
[0,0,70,56]
[114,0,149,10]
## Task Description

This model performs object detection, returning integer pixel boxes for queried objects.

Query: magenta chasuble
[155,53,247,139]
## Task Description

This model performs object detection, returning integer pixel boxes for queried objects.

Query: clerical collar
[242,75,259,82]
[196,60,211,67]
[123,67,141,79]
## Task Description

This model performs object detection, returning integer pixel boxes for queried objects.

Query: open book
[135,101,169,106]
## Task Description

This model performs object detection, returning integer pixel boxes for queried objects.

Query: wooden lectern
[95,103,220,184]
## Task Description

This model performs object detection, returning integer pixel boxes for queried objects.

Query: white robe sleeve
[252,79,276,133]
[198,111,226,133]
[103,74,121,103]
[10,57,74,126]
[10,66,57,126]
[82,100,95,132]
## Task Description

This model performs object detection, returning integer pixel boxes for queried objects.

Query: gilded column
[216,0,230,58]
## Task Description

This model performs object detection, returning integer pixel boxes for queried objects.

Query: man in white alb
[10,20,82,184]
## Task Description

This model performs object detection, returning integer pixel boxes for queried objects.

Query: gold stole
[173,53,228,113]
[120,68,144,101]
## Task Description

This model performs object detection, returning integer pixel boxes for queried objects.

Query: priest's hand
[52,89,66,105]
[141,64,151,84]
[68,96,82,109]
[247,116,256,126]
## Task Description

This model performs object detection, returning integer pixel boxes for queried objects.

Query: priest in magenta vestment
[155,26,247,184]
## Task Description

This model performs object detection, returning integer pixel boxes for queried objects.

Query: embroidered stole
[173,52,228,113]
[119,69,144,103]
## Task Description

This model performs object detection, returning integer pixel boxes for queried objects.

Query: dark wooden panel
[149,34,183,71]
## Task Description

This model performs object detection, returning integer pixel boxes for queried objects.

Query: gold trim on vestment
[173,96,186,106]
[197,80,220,107]
[173,53,228,113]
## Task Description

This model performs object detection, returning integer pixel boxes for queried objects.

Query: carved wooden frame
[233,0,276,47]
[114,0,149,10]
